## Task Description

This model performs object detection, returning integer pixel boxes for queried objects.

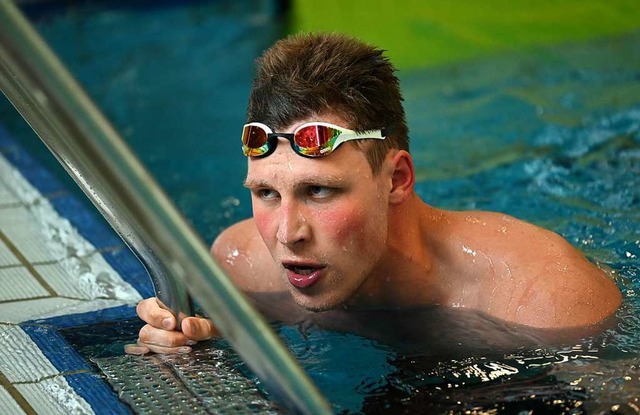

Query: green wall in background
[291,0,640,69]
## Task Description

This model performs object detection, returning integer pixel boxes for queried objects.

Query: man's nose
[276,201,309,246]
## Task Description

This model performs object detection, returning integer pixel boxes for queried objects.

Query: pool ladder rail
[0,1,332,414]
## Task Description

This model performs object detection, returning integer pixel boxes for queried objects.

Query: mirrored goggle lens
[242,125,268,148]
[242,125,269,156]
[294,125,340,156]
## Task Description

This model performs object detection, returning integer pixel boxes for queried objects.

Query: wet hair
[246,32,409,173]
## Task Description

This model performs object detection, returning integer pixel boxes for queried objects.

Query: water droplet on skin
[461,243,477,257]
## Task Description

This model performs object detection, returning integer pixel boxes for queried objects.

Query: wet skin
[243,119,395,312]
[127,114,621,355]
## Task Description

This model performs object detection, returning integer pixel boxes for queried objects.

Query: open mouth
[283,263,324,288]
[290,266,316,275]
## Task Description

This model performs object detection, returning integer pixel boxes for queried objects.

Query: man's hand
[124,297,219,355]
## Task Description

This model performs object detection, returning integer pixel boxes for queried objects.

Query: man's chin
[291,294,342,313]
[301,303,336,313]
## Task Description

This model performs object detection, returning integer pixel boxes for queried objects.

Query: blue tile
[66,372,132,415]
[0,145,67,196]
[21,324,91,372]
[21,322,133,414]
[25,305,138,329]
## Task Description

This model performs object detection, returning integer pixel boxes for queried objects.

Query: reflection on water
[270,303,630,414]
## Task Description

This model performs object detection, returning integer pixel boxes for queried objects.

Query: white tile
[0,267,50,301]
[0,207,56,263]
[34,262,85,300]
[34,255,143,303]
[0,297,134,324]
[0,297,85,324]
[0,155,41,205]
[0,151,141,326]
[15,376,94,415]
[0,240,20,267]
[34,262,86,299]
[0,180,20,207]
[0,325,58,383]
[0,386,26,415]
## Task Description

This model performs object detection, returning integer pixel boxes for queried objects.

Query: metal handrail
[0,2,332,414]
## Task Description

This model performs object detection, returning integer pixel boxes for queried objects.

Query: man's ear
[389,150,415,204]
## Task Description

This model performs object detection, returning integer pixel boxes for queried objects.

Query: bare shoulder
[442,210,621,328]
[512,223,621,328]
[210,218,284,292]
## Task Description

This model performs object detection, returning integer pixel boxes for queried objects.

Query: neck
[346,193,446,309]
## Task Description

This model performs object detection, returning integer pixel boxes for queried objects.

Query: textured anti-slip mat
[95,343,279,414]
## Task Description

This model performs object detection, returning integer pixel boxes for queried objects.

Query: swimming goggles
[241,121,387,158]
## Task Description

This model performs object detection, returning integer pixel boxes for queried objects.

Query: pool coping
[0,125,152,414]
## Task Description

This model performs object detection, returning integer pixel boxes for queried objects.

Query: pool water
[1,1,639,414]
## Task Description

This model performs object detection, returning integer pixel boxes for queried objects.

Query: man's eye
[307,186,332,198]
[257,188,279,200]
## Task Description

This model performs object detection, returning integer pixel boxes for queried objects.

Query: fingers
[124,323,196,356]
[182,316,220,341]
[138,323,195,347]
[129,297,220,356]
[124,343,149,355]
[136,297,176,330]
[137,339,193,355]
[124,340,192,355]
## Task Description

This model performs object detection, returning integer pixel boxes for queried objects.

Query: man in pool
[126,32,621,355]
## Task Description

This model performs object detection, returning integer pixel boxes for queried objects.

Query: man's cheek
[253,211,275,242]
[319,210,366,243]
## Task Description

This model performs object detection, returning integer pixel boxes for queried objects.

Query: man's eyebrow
[242,179,256,189]
[244,175,347,189]
[298,175,346,186]
[243,178,268,189]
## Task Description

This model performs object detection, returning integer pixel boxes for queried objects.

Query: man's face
[244,115,392,311]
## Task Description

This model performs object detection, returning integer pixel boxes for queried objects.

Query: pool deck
[0,126,150,414]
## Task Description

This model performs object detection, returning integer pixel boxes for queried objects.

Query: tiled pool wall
[0,126,151,414]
